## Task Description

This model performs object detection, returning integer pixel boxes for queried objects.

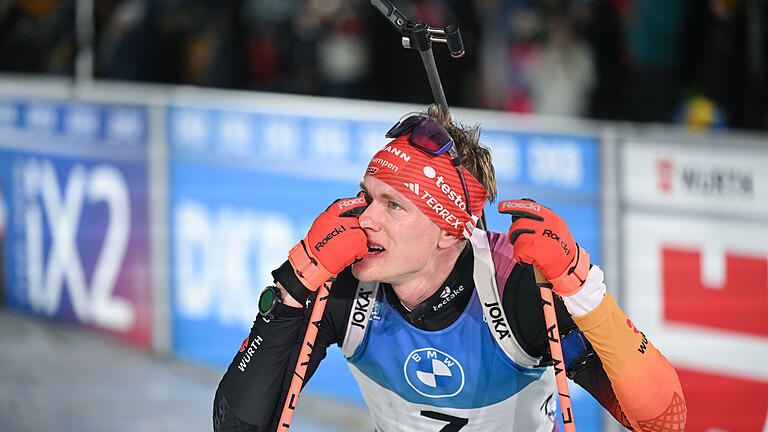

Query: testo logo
[422,166,466,211]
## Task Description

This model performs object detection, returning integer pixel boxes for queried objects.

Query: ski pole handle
[534,268,576,432]
[277,281,332,431]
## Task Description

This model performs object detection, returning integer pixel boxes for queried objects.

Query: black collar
[383,243,474,331]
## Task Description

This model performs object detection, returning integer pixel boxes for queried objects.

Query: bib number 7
[420,410,469,432]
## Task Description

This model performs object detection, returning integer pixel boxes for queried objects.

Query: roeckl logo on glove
[315,226,347,251]
[542,229,570,256]
[500,201,541,212]
[337,196,366,211]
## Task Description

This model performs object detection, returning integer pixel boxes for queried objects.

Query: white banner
[621,141,768,217]
[623,213,768,381]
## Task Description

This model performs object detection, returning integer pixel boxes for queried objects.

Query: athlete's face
[352,176,443,284]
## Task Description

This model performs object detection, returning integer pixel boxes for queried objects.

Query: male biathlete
[213,106,686,432]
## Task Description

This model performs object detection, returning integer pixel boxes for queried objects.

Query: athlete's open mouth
[367,242,385,256]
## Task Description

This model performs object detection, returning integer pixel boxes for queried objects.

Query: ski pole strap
[549,245,590,297]
[535,268,577,432]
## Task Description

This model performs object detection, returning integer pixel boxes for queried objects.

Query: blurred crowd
[0,0,766,131]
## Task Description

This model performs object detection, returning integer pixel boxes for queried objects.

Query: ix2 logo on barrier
[2,155,151,344]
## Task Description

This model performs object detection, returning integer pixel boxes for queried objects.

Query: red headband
[364,135,489,238]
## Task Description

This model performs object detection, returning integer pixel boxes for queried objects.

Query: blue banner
[0,99,152,346]
[167,105,602,428]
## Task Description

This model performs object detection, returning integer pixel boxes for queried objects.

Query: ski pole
[369,0,464,114]
[276,281,331,431]
[534,268,576,432]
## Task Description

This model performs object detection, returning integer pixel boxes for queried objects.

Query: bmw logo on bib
[404,348,465,398]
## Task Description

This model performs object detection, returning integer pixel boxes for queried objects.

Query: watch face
[259,288,276,313]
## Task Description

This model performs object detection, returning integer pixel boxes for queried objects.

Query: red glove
[498,199,590,296]
[288,193,369,291]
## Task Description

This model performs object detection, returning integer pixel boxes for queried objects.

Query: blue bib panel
[348,287,545,409]
[343,230,557,431]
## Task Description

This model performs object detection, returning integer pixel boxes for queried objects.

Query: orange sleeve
[572,292,687,431]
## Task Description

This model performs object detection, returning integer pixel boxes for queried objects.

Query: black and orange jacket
[214,244,686,431]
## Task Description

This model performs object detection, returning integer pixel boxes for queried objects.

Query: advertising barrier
[0,97,152,347]
[166,101,603,429]
[621,139,768,431]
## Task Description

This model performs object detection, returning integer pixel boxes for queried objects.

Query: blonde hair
[425,104,497,203]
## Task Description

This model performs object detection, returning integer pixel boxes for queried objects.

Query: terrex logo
[406,172,462,229]
[315,226,346,251]
[422,166,466,211]
[500,201,541,212]
[337,196,365,211]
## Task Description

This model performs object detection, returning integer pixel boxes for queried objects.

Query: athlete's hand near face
[287,193,369,295]
[498,199,590,297]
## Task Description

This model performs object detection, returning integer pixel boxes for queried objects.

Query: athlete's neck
[390,243,464,310]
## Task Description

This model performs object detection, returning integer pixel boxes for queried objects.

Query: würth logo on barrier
[656,158,754,198]
[404,348,465,398]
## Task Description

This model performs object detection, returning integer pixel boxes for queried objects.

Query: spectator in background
[95,0,151,80]
[528,9,595,117]
[240,0,297,91]
[288,0,369,98]
[6,0,763,131]
[682,0,768,130]
[0,0,75,75]
[316,1,369,98]
[97,0,246,87]
[476,0,543,113]
[622,0,688,123]
[673,94,728,131]
[582,0,628,120]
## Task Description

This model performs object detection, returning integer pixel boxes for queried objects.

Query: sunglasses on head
[386,112,473,216]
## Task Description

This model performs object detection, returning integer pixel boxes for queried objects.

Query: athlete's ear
[437,229,462,250]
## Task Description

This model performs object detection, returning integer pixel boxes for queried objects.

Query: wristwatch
[258,285,285,319]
